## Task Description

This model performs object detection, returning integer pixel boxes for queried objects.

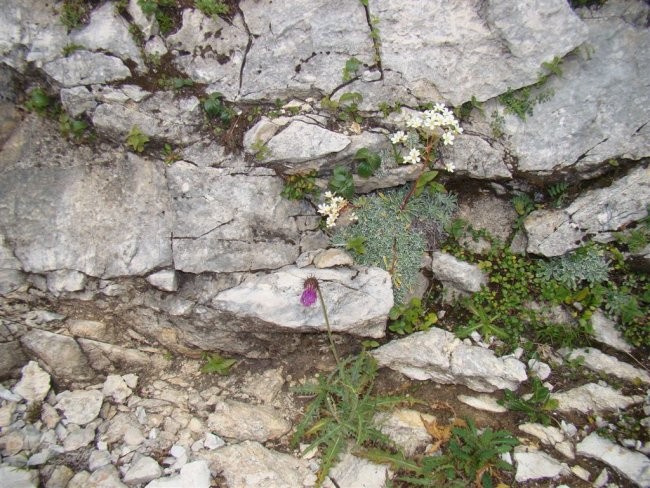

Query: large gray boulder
[368,0,587,105]
[43,51,132,87]
[0,121,172,278]
[371,327,527,392]
[212,265,393,338]
[168,163,311,273]
[504,0,650,176]
[239,0,375,100]
[525,165,649,256]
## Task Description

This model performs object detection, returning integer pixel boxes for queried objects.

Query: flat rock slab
[562,347,650,384]
[12,361,50,402]
[0,140,172,278]
[55,389,104,425]
[43,51,131,87]
[505,0,650,175]
[207,399,291,442]
[369,0,586,105]
[577,433,650,487]
[329,451,389,488]
[552,383,644,414]
[525,165,650,256]
[212,265,393,338]
[210,440,316,488]
[168,163,309,273]
[514,451,569,483]
[371,327,527,392]
[265,120,351,163]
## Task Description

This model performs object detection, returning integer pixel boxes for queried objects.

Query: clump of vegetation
[59,113,89,142]
[499,377,559,425]
[342,57,362,82]
[194,0,229,17]
[60,0,89,31]
[547,181,570,208]
[126,126,150,153]
[200,352,236,375]
[281,170,319,200]
[537,245,610,290]
[138,0,178,35]
[202,92,235,127]
[250,139,272,161]
[388,297,438,335]
[62,43,84,57]
[24,88,54,115]
[321,92,364,124]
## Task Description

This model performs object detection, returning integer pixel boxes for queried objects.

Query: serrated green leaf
[328,166,354,199]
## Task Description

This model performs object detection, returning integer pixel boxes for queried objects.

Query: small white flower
[406,115,422,129]
[390,131,407,144]
[444,162,455,173]
[402,148,421,165]
[442,132,455,146]
[323,191,334,199]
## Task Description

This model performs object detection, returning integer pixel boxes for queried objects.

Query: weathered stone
[45,465,74,488]
[102,375,133,404]
[0,341,27,379]
[88,450,112,472]
[457,394,508,413]
[0,402,16,427]
[562,347,650,384]
[78,338,159,371]
[20,330,94,383]
[93,85,152,104]
[352,164,421,194]
[313,248,354,268]
[374,409,435,457]
[63,423,96,451]
[525,165,650,256]
[369,0,586,106]
[181,140,237,168]
[0,145,172,278]
[577,433,650,487]
[456,193,518,251]
[43,51,131,87]
[240,368,285,404]
[0,465,38,488]
[60,87,98,117]
[46,270,87,295]
[519,423,575,459]
[329,450,389,488]
[0,233,25,294]
[429,252,488,299]
[92,92,203,145]
[166,9,247,100]
[0,429,25,456]
[504,1,650,176]
[123,455,162,485]
[146,270,178,292]
[55,389,104,425]
[128,0,158,38]
[590,310,632,353]
[444,131,512,180]
[67,471,91,488]
[372,328,527,392]
[13,360,50,402]
[239,0,375,100]
[528,359,551,381]
[71,3,145,71]
[265,120,351,163]
[86,465,128,488]
[211,440,315,488]
[514,450,570,483]
[213,265,392,338]
[145,460,210,488]
[552,383,644,414]
[207,399,291,442]
[168,164,309,273]
[67,320,109,341]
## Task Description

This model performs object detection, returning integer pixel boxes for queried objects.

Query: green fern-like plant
[292,353,407,487]
[547,181,569,208]
[332,187,457,304]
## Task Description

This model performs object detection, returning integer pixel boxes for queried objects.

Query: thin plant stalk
[316,283,341,365]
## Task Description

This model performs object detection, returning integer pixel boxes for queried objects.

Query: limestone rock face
[372,327,527,392]
[525,165,650,256]
[168,163,311,273]
[207,400,291,442]
[43,51,131,87]
[13,361,51,402]
[212,265,393,338]
[368,0,587,105]
[0,136,172,278]
[239,0,375,100]
[505,0,650,176]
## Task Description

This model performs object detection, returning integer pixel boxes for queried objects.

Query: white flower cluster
[317,191,355,228]
[392,103,463,152]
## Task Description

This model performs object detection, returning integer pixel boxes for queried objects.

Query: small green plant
[200,352,236,375]
[547,181,569,208]
[138,0,177,35]
[388,297,438,335]
[321,92,364,123]
[129,24,146,45]
[159,76,195,90]
[59,113,89,141]
[367,418,518,487]
[614,208,650,252]
[498,87,537,120]
[328,166,355,199]
[353,147,381,178]
[345,235,366,255]
[378,101,401,118]
[24,88,53,115]
[251,139,272,161]
[512,192,535,229]
[126,126,150,153]
[24,401,43,424]
[62,43,84,56]
[195,0,229,17]
[292,352,406,486]
[454,95,484,121]
[203,92,235,126]
[60,0,88,30]
[499,377,559,425]
[342,57,362,82]
[490,111,505,138]
[162,143,180,164]
[537,246,610,290]
[281,170,319,200]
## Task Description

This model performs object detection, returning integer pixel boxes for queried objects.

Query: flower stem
[316,284,341,365]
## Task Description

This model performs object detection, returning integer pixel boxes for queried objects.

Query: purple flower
[301,277,318,307]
